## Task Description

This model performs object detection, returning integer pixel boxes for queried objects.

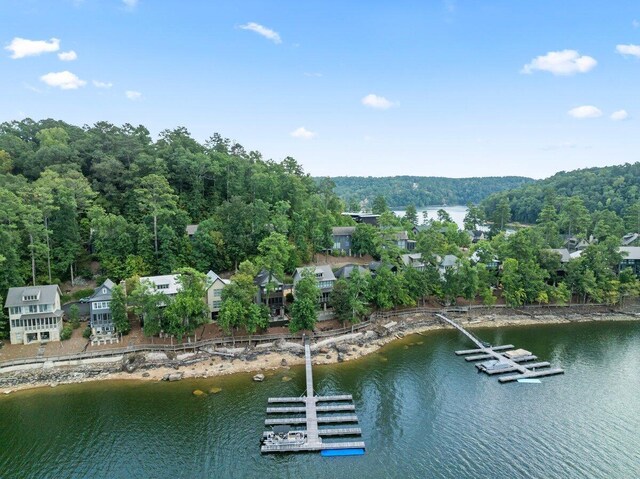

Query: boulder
[253,373,265,382]
[280,358,288,367]
[162,372,184,382]
[209,387,222,394]
[192,389,206,396]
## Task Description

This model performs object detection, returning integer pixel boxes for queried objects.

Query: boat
[261,425,307,447]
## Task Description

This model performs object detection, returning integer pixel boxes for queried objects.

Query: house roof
[139,274,181,295]
[88,279,115,302]
[254,269,283,287]
[440,255,459,268]
[622,233,639,246]
[186,224,199,236]
[395,231,409,241]
[549,248,572,263]
[332,226,356,236]
[4,285,61,308]
[206,270,231,287]
[294,264,336,282]
[620,246,640,261]
[400,253,423,267]
[334,264,368,279]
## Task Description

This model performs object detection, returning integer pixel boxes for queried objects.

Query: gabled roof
[332,226,356,236]
[88,279,115,302]
[395,231,409,241]
[622,233,639,246]
[254,269,283,287]
[334,264,368,279]
[139,274,182,295]
[206,270,230,287]
[4,285,61,308]
[294,264,336,282]
[186,224,199,236]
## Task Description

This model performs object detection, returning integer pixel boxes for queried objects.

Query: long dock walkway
[436,314,564,383]
[261,336,365,453]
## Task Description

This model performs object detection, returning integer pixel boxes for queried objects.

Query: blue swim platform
[321,448,365,457]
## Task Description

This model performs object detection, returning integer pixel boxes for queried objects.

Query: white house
[4,285,63,344]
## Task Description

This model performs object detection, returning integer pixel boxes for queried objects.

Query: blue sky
[2,0,640,179]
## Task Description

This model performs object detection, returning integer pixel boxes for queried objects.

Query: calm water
[393,205,468,229]
[1,321,640,479]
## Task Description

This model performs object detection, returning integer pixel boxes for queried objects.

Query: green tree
[130,279,166,337]
[371,195,388,215]
[164,268,209,339]
[404,204,418,227]
[330,279,352,323]
[463,203,485,231]
[290,269,320,332]
[111,284,130,335]
[491,196,511,233]
[352,223,378,257]
[69,304,80,329]
[135,174,179,255]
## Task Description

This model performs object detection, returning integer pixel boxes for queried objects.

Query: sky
[2,0,640,179]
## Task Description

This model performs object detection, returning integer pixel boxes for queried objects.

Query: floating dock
[260,336,365,454]
[436,314,564,383]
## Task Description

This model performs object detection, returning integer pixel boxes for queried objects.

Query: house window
[102,288,107,294]
[212,301,222,309]
[93,301,110,310]
[22,294,39,301]
[213,289,222,299]
[156,284,169,290]
[333,242,341,250]
[10,307,20,315]
[28,305,38,313]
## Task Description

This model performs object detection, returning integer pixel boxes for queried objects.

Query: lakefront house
[4,285,63,344]
[293,265,336,308]
[88,279,115,334]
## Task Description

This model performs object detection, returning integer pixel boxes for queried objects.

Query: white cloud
[290,127,316,139]
[361,93,395,110]
[58,50,77,61]
[23,83,43,94]
[616,44,640,58]
[5,37,60,59]
[239,22,282,44]
[521,49,597,75]
[125,90,142,100]
[93,80,113,89]
[122,0,138,8]
[610,110,629,121]
[40,71,86,90]
[567,105,602,119]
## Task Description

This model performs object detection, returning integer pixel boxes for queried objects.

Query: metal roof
[4,285,61,308]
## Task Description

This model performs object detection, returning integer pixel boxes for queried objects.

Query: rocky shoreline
[2,307,639,395]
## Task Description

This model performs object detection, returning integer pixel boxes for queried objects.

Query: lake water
[1,321,639,479]
[393,205,468,229]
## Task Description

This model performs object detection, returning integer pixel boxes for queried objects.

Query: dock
[436,314,564,383]
[260,336,365,454]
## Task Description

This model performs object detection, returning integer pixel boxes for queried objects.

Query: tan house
[4,285,63,344]
[206,271,230,319]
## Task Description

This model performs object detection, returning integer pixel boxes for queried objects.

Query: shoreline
[2,310,639,395]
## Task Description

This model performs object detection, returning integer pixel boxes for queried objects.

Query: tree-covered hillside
[481,163,640,228]
[0,118,348,303]
[323,175,534,209]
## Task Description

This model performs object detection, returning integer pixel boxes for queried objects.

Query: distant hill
[321,176,535,208]
[481,162,640,224]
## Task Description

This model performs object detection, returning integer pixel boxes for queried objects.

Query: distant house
[342,212,380,225]
[619,246,640,276]
[332,226,357,254]
[549,248,572,264]
[400,253,426,271]
[186,224,199,239]
[412,225,430,235]
[254,269,286,317]
[334,264,368,280]
[467,230,486,243]
[206,271,230,319]
[4,285,63,344]
[139,274,181,297]
[470,251,500,270]
[88,279,115,334]
[439,254,459,277]
[368,261,398,276]
[293,265,336,308]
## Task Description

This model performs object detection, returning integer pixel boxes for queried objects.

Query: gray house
[4,285,63,344]
[332,226,356,254]
[88,279,115,334]
[619,246,640,276]
[293,265,336,308]
[254,269,286,317]
[334,264,368,280]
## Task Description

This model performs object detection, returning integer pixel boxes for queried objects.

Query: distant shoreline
[2,308,638,396]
